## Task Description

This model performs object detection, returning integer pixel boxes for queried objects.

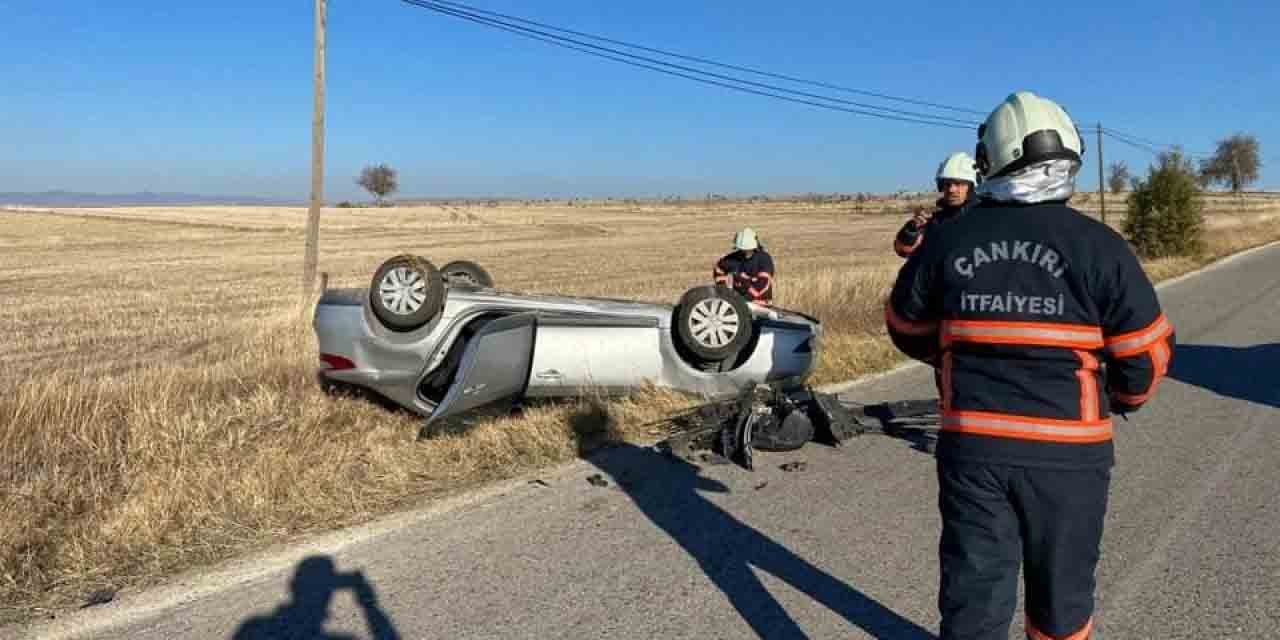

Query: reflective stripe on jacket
[714,249,775,302]
[885,199,1174,469]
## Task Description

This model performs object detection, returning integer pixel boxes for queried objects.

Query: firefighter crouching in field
[885,91,1175,640]
[714,228,775,303]
[895,152,979,258]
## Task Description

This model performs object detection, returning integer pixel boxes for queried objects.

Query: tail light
[319,354,356,370]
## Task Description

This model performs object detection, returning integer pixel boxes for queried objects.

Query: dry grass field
[2,193,1279,621]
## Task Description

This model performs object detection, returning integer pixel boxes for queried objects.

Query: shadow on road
[572,403,935,640]
[230,555,401,640]
[1168,343,1280,409]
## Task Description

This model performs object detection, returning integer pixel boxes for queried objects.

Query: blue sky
[3,0,1277,200]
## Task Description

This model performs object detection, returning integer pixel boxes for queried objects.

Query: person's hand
[910,207,932,229]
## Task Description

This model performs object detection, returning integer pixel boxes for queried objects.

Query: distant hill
[0,191,289,207]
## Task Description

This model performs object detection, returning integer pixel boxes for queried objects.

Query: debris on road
[699,452,731,465]
[779,461,808,473]
[658,383,940,471]
[586,474,609,488]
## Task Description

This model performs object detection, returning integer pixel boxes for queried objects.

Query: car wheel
[674,285,754,363]
[440,260,495,289]
[369,255,445,331]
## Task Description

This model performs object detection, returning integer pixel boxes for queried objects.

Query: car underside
[313,256,822,425]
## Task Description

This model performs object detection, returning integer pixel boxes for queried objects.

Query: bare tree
[1107,161,1131,195]
[1199,133,1262,192]
[356,164,399,205]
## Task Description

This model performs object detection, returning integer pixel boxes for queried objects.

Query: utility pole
[303,0,327,295]
[1096,122,1106,225]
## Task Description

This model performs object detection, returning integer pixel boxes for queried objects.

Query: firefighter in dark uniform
[885,91,1175,640]
[714,228,775,304]
[895,152,980,258]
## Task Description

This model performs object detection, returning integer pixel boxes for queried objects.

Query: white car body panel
[314,285,820,423]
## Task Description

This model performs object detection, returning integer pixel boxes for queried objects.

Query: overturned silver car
[314,255,821,424]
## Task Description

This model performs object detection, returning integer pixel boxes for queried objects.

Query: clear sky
[3,0,1277,200]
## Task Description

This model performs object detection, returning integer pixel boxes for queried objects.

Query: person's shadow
[572,403,935,639]
[1167,343,1280,409]
[230,555,401,640]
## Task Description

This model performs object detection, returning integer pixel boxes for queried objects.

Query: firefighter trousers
[936,460,1110,640]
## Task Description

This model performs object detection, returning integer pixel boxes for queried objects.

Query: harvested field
[2,193,1279,621]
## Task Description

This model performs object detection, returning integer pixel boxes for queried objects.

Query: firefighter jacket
[894,193,977,258]
[714,249,775,302]
[885,199,1175,469]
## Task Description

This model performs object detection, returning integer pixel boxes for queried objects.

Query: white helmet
[976,91,1084,179]
[936,152,978,189]
[733,227,759,251]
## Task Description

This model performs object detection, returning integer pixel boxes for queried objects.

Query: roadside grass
[2,200,1279,622]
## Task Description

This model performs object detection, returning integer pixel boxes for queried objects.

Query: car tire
[674,285,754,363]
[440,260,495,289]
[369,254,446,331]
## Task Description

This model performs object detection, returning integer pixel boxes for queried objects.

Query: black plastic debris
[82,587,117,609]
[586,474,609,487]
[657,382,941,471]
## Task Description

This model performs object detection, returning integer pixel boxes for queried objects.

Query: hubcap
[378,266,427,315]
[688,298,740,349]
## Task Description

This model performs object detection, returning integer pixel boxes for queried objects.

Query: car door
[525,314,663,396]
[426,312,537,425]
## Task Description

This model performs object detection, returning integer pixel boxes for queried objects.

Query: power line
[1101,126,1173,149]
[1103,127,1209,157]
[402,0,978,127]
[399,1,1216,152]
[419,0,988,117]
[1102,130,1165,156]
[400,0,979,129]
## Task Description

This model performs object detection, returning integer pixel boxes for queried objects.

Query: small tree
[356,164,398,205]
[1124,149,1205,258]
[1107,161,1131,195]
[1199,133,1262,193]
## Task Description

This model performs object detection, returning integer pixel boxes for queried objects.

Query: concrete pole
[303,0,327,295]
[1096,123,1106,225]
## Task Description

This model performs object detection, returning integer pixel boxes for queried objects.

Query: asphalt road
[14,243,1279,640]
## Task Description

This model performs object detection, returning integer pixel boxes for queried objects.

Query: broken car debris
[660,383,941,470]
